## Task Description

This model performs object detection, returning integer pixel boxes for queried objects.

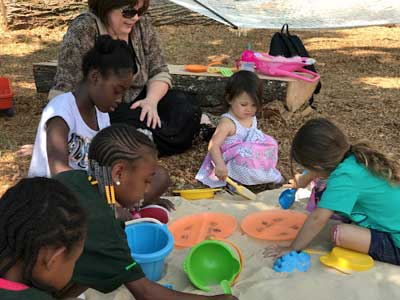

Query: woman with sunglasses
[49,0,202,156]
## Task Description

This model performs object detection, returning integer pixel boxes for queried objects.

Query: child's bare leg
[144,165,171,202]
[332,224,371,253]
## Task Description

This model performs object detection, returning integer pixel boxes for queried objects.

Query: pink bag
[239,50,320,83]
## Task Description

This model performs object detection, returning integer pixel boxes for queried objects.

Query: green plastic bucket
[183,239,243,293]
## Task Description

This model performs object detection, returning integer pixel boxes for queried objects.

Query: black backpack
[269,24,321,107]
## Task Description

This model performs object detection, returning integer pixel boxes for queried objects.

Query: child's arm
[46,117,73,176]
[284,171,319,189]
[125,278,238,300]
[208,118,235,180]
[265,208,334,259]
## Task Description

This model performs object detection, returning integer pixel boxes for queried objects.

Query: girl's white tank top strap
[221,113,257,132]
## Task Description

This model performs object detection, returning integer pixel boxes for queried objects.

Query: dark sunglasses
[120,6,146,18]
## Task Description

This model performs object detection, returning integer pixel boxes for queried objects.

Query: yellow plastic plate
[320,247,374,274]
[172,188,222,200]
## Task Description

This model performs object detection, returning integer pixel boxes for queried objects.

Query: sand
[84,189,400,300]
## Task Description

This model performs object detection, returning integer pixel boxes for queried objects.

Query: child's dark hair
[291,118,400,184]
[82,35,135,79]
[0,177,87,289]
[224,70,263,110]
[88,124,157,203]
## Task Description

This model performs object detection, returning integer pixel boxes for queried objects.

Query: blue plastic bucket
[125,219,174,281]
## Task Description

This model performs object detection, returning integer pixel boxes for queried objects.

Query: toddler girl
[196,70,282,187]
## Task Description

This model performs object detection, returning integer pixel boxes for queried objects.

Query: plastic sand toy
[241,210,307,241]
[273,251,311,272]
[278,189,296,209]
[169,212,237,248]
[125,218,174,281]
[0,77,14,117]
[183,239,243,292]
[239,50,320,83]
[172,188,222,200]
[320,247,374,274]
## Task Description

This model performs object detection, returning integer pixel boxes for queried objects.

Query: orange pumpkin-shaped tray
[169,212,237,248]
[241,210,307,241]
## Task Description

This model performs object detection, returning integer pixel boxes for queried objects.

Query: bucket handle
[210,237,243,286]
[125,217,163,226]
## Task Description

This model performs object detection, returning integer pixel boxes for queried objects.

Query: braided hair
[87,124,157,205]
[0,177,87,289]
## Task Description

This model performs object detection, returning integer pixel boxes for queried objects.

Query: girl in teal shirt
[266,118,400,265]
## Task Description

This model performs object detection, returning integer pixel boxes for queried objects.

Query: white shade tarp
[169,0,400,29]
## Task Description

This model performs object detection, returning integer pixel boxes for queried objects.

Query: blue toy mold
[273,251,311,272]
[278,189,296,209]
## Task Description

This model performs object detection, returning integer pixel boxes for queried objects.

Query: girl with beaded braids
[55,123,238,300]
[0,177,86,300]
[265,118,400,266]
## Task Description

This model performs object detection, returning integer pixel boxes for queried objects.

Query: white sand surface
[85,189,400,300]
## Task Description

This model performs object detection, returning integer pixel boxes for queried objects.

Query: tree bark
[4,0,217,30]
[0,0,7,30]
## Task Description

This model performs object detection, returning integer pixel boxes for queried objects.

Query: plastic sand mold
[240,210,307,241]
[273,251,311,273]
[184,61,222,73]
[169,212,237,248]
[183,239,243,292]
[320,247,374,274]
[172,188,222,200]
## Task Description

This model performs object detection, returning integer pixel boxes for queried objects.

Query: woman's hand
[263,244,293,260]
[215,163,228,181]
[130,98,161,129]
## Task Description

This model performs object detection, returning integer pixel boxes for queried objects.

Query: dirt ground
[0,23,399,195]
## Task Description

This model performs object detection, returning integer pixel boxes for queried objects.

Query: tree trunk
[0,0,7,30]
[4,0,217,30]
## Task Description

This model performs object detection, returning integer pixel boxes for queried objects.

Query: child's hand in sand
[15,144,33,157]
[263,244,293,260]
[284,172,316,189]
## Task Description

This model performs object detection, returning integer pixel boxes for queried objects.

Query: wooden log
[168,65,288,112]
[32,61,57,93]
[33,62,318,112]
